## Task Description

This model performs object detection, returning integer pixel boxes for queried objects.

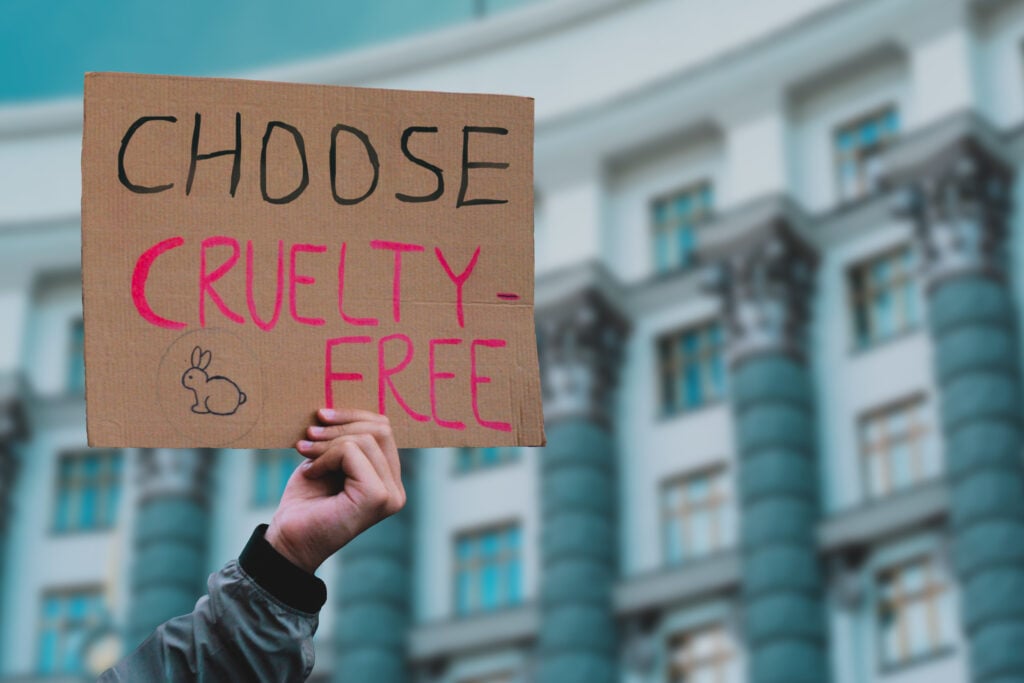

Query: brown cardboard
[82,73,545,448]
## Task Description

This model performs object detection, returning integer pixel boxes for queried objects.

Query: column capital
[886,111,1013,290]
[136,448,213,506]
[699,196,817,366]
[0,372,27,533]
[535,262,630,427]
[0,372,27,442]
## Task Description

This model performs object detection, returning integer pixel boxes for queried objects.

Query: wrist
[265,521,321,574]
[239,525,327,613]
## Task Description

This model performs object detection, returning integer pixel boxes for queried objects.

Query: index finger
[317,407,389,425]
[316,408,402,488]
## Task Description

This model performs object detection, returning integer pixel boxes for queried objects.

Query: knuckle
[367,485,390,510]
[384,494,404,516]
[333,441,356,461]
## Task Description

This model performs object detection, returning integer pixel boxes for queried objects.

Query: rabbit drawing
[181,346,247,416]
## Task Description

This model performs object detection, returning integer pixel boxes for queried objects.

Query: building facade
[3,0,1024,681]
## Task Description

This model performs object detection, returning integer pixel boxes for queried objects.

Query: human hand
[264,408,406,573]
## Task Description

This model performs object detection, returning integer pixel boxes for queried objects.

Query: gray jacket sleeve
[99,525,327,683]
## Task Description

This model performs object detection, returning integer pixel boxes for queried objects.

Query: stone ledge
[409,604,538,662]
[613,551,741,616]
[818,480,949,553]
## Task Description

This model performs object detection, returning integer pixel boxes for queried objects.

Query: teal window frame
[53,450,122,534]
[36,587,106,675]
[661,467,733,565]
[651,182,713,275]
[657,321,727,415]
[835,106,899,202]
[454,523,522,615]
[877,555,954,669]
[849,245,920,350]
[859,396,938,500]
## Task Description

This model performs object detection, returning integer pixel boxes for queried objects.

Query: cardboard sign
[82,73,545,448]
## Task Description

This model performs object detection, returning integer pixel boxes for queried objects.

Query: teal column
[126,448,212,647]
[704,204,829,683]
[536,288,628,683]
[0,442,15,673]
[0,378,22,671]
[0,374,25,673]
[894,138,1024,683]
[333,451,415,683]
[733,356,828,683]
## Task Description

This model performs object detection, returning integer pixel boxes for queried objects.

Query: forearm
[100,525,327,683]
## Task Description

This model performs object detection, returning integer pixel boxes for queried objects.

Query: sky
[0,0,531,104]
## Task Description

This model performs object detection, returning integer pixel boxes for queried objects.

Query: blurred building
[3,0,1024,681]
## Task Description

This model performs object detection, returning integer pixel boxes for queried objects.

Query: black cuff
[239,524,327,614]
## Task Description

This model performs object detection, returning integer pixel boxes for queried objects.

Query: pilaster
[334,450,416,683]
[0,372,26,674]
[701,196,829,683]
[535,263,628,683]
[887,113,1024,683]
[126,448,213,647]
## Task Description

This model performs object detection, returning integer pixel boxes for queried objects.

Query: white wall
[536,172,604,276]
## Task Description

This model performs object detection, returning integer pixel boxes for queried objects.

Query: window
[37,588,106,675]
[662,468,734,565]
[667,623,734,683]
[454,524,521,615]
[860,398,938,499]
[849,245,919,349]
[454,447,519,474]
[878,556,954,668]
[652,182,713,274]
[253,450,302,507]
[54,450,122,533]
[657,321,726,415]
[835,106,899,202]
[68,318,85,394]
